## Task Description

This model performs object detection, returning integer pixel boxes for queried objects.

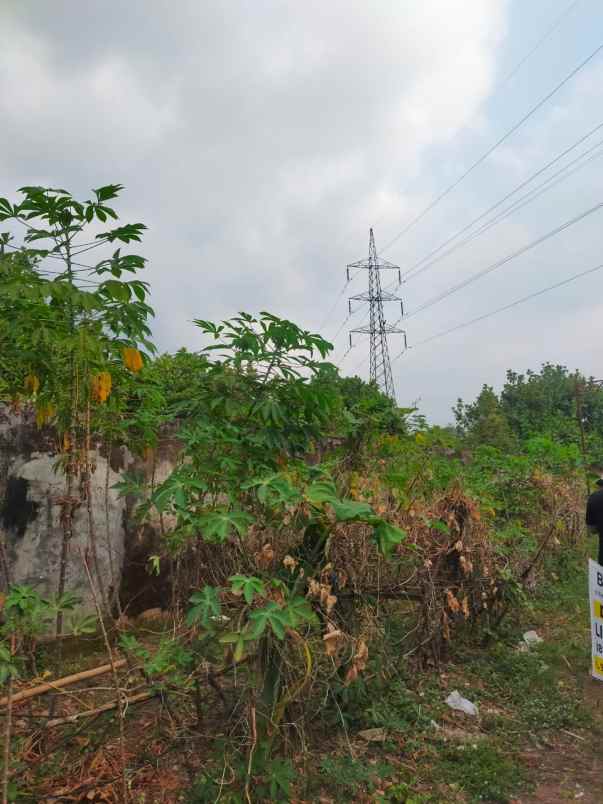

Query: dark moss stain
[1,476,39,538]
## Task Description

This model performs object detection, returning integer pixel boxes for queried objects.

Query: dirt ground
[515,677,603,804]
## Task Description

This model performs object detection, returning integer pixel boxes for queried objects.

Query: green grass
[187,559,599,803]
[436,742,523,803]
[318,755,397,800]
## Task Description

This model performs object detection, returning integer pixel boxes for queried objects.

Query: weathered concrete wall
[0,406,180,618]
[0,407,129,614]
[7,452,126,607]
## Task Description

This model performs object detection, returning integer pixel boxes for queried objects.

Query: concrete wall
[0,406,180,619]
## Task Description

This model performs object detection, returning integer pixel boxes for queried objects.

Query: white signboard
[589,558,603,681]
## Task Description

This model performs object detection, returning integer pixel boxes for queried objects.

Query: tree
[500,363,603,457]
[453,384,516,450]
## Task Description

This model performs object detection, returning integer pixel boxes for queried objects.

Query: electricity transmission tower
[348,228,406,400]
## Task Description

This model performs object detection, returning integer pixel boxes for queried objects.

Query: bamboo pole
[0,659,127,708]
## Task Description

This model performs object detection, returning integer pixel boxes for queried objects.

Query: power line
[391,259,603,360]
[330,301,369,342]
[317,267,364,334]
[438,141,603,262]
[348,193,603,370]
[378,40,603,255]
[497,0,583,88]
[405,200,603,320]
[402,119,603,282]
[403,142,603,288]
[370,0,584,234]
[2,241,104,273]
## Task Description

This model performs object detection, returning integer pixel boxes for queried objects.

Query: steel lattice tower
[348,229,406,400]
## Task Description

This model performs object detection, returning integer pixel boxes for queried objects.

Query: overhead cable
[378,40,603,255]
[405,201,603,320]
[391,259,603,361]
[403,119,603,282]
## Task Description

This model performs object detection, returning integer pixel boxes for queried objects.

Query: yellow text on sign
[594,657,603,674]
[594,600,603,619]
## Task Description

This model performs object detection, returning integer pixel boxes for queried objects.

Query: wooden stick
[0,659,127,708]
[46,691,155,728]
[2,635,16,804]
[80,548,129,804]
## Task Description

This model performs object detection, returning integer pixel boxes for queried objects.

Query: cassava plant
[122,312,407,787]
[0,184,154,629]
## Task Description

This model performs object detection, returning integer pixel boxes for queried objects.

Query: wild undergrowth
[1,181,601,802]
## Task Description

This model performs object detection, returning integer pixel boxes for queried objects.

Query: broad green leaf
[187,586,221,628]
[305,479,338,505]
[248,601,290,640]
[229,574,266,605]
[197,510,254,543]
[329,498,374,522]
[244,474,302,507]
[373,520,406,558]
[285,596,318,628]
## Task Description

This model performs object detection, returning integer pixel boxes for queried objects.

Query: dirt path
[515,677,603,803]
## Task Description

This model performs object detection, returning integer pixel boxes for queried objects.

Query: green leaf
[97,222,146,243]
[329,498,374,522]
[268,759,296,799]
[197,510,254,543]
[244,474,302,507]
[94,184,123,202]
[248,601,290,640]
[70,614,98,636]
[229,574,265,605]
[119,633,150,661]
[285,596,318,628]
[305,479,338,505]
[187,586,221,629]
[373,520,406,558]
[101,279,131,303]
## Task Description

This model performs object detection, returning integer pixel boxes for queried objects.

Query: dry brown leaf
[255,543,275,569]
[442,612,450,640]
[283,554,298,573]
[323,628,344,657]
[446,589,461,614]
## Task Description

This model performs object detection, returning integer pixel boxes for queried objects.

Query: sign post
[589,559,603,680]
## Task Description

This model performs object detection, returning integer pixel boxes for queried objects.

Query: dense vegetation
[0,185,599,802]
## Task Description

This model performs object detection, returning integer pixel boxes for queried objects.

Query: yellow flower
[91,371,112,403]
[122,347,143,373]
[24,373,40,394]
[35,403,56,427]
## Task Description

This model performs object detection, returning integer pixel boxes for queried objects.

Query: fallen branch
[45,690,156,728]
[80,547,129,804]
[0,659,127,708]
[2,636,15,804]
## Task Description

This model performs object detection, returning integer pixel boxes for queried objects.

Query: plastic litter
[445,690,479,717]
[522,630,543,646]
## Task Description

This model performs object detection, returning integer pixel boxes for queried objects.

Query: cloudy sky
[2,0,602,422]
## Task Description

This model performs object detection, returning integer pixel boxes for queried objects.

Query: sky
[2,0,603,423]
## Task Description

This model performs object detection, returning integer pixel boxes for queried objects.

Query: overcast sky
[2,0,603,423]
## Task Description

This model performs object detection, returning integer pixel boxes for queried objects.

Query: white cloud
[5,0,603,423]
